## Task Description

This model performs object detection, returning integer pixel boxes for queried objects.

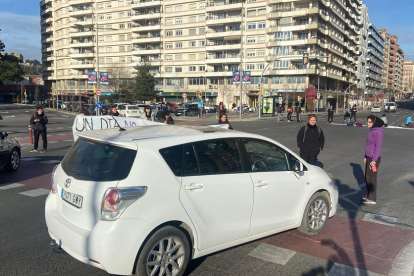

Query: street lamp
[259,61,273,119]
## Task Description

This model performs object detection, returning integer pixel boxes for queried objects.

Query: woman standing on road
[327,105,334,123]
[297,114,325,165]
[30,107,48,153]
[362,115,384,205]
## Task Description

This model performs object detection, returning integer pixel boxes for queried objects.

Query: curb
[390,240,414,276]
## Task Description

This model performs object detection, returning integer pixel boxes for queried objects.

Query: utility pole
[95,21,100,116]
[239,0,244,120]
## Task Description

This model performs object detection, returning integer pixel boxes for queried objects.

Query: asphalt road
[0,102,413,276]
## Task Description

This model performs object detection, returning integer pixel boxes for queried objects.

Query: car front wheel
[298,192,330,235]
[135,226,190,276]
[5,148,20,172]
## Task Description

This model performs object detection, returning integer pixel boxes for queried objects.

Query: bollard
[28,124,33,144]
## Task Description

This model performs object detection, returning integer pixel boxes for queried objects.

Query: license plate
[132,111,137,113]
[61,189,83,208]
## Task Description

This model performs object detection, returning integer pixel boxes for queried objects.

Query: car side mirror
[293,161,303,173]
[1,131,8,139]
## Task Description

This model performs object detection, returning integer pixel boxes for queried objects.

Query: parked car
[371,105,382,113]
[204,105,217,113]
[175,103,199,116]
[118,105,143,118]
[45,125,338,275]
[0,131,21,172]
[385,102,397,112]
[21,99,30,104]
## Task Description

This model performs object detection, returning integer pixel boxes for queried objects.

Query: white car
[118,105,143,118]
[385,102,397,112]
[45,126,338,275]
[371,105,382,113]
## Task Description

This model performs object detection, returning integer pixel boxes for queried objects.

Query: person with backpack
[30,107,48,153]
[297,114,325,165]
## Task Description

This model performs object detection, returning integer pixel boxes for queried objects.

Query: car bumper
[45,194,151,275]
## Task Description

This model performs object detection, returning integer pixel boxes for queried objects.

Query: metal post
[96,22,100,116]
[54,52,58,109]
[317,74,320,113]
[239,0,244,120]
[28,124,33,144]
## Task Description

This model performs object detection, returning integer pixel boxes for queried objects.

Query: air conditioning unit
[209,85,213,89]
[213,85,218,89]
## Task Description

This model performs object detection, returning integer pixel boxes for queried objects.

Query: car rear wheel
[298,192,330,235]
[5,148,20,172]
[135,226,190,276]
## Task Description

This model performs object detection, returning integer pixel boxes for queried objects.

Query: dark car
[0,131,21,172]
[175,104,199,116]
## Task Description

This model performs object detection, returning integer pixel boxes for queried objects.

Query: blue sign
[96,102,103,109]
[242,71,251,83]
[101,92,112,96]
[100,72,109,85]
[232,71,240,84]
[88,71,97,84]
[159,92,163,96]
[210,92,215,96]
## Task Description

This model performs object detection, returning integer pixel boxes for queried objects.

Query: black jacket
[297,124,325,155]
[30,112,48,131]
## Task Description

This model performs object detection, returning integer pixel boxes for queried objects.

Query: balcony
[265,53,303,62]
[40,7,53,16]
[69,8,93,17]
[266,22,318,33]
[266,37,318,47]
[41,27,53,34]
[131,0,162,8]
[69,0,94,4]
[206,1,243,12]
[132,47,162,55]
[70,30,94,38]
[70,41,94,47]
[70,19,94,26]
[205,56,241,64]
[70,62,94,69]
[268,7,319,19]
[206,42,241,51]
[268,68,318,75]
[131,12,161,21]
[206,15,242,25]
[131,23,161,32]
[206,30,241,39]
[131,34,161,44]
[70,52,95,58]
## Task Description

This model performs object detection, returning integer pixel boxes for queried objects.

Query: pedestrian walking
[297,114,325,165]
[381,114,388,127]
[30,107,48,153]
[218,102,225,117]
[218,113,233,130]
[276,104,282,122]
[296,105,302,122]
[287,106,293,122]
[362,115,384,205]
[327,105,334,123]
[351,104,357,122]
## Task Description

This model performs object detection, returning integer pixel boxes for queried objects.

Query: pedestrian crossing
[21,158,61,164]
[0,183,50,198]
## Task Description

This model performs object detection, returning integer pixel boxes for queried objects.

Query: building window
[175,67,183,72]
[119,12,124,18]
[166,67,173,72]
[175,18,182,24]
[166,55,173,61]
[246,64,255,70]
[199,40,205,46]
[175,5,183,12]
[188,54,196,60]
[247,23,256,30]
[258,22,266,29]
[166,18,173,25]
[247,36,256,43]
[119,46,125,52]
[188,78,206,85]
[189,41,196,47]
[247,51,256,57]
[165,6,172,13]
[175,42,182,48]
[175,55,182,60]
[119,24,125,29]
[166,31,173,36]
[189,16,196,23]
[189,29,196,35]
[166,43,173,49]
[175,30,183,36]
[272,77,283,84]
[189,66,196,72]
[257,50,265,56]
[105,2,111,8]
[199,66,205,72]
[199,28,205,34]
[273,60,289,69]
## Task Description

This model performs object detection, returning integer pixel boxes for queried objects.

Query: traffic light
[261,86,265,95]
[297,96,302,101]
[327,53,332,64]
[93,85,97,93]
[303,53,309,64]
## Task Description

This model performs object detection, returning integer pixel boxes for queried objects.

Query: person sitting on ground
[109,106,122,117]
[218,113,233,130]
[405,116,413,128]
[381,114,388,127]
[344,109,351,125]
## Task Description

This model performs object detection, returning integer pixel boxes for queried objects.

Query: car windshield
[386,103,395,106]
[61,138,136,181]
[373,106,380,108]
[127,105,139,110]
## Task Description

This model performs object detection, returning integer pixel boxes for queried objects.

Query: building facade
[379,29,405,98]
[40,0,364,109]
[365,23,384,99]
[403,61,414,93]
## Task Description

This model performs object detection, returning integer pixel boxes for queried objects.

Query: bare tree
[101,62,132,95]
[217,78,232,107]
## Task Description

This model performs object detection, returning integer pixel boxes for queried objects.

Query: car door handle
[185,183,204,191]
[254,181,269,188]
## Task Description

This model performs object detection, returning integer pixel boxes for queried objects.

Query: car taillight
[101,187,147,221]
[51,165,58,194]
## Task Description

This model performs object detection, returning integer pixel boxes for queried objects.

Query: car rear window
[61,138,136,181]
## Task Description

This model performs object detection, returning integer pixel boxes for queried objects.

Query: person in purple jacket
[362,115,384,205]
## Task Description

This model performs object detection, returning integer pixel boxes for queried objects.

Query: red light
[106,190,120,206]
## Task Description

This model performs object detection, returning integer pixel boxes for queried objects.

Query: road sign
[317,92,320,100]
[182,93,187,99]
[96,90,102,96]
[96,102,102,109]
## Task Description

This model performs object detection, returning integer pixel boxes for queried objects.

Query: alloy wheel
[146,237,185,276]
[11,151,20,170]
[307,199,328,231]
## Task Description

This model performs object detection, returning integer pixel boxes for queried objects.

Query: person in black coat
[30,107,48,153]
[327,105,334,123]
[297,114,325,165]
[351,104,357,122]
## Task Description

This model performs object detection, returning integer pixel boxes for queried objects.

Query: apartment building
[402,61,414,93]
[365,23,384,95]
[379,29,405,95]
[356,4,368,95]
[40,0,364,108]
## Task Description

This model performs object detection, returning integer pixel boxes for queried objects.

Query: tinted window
[183,144,199,176]
[242,139,289,172]
[159,145,183,176]
[62,138,136,181]
[193,139,243,174]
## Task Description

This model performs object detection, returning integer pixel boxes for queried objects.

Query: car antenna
[112,116,126,131]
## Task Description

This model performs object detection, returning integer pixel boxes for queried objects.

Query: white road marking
[40,160,61,164]
[0,183,25,190]
[63,139,74,142]
[248,243,296,265]
[328,263,381,276]
[0,111,9,113]
[19,188,50,197]
[363,213,398,226]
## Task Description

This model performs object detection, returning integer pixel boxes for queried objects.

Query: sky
[0,0,413,61]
